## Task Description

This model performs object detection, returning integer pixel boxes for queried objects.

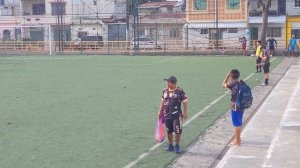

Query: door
[250,27,258,49]
[209,28,224,48]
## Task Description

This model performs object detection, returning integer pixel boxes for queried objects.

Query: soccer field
[0,55,283,168]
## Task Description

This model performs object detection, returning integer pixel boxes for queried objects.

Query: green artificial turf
[0,55,283,168]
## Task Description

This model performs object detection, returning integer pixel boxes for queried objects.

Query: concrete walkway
[216,58,300,168]
[171,58,296,168]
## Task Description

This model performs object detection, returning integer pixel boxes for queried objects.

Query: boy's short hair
[261,46,266,50]
[257,41,262,44]
[230,69,240,79]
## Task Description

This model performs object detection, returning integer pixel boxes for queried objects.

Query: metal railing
[0,39,293,55]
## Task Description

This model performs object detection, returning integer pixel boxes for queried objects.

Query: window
[93,0,97,5]
[291,29,300,39]
[51,2,66,15]
[227,0,240,10]
[32,4,45,15]
[78,31,87,38]
[267,27,282,37]
[170,28,180,38]
[200,29,208,34]
[194,0,207,10]
[228,28,238,33]
[295,0,300,7]
[0,0,4,6]
[3,29,10,40]
[167,7,173,13]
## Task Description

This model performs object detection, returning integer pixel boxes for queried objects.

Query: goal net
[0,25,52,55]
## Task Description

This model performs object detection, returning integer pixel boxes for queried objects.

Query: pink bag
[155,116,165,143]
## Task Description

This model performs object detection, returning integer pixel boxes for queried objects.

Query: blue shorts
[289,45,296,51]
[231,110,244,127]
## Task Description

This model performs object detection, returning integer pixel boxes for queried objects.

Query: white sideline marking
[230,155,258,159]
[281,123,300,127]
[122,57,282,168]
[146,57,181,65]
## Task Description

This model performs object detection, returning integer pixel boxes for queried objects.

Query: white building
[18,0,124,41]
[0,0,21,40]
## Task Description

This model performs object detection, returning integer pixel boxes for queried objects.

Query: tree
[248,0,272,44]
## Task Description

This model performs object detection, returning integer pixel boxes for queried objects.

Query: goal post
[0,25,52,55]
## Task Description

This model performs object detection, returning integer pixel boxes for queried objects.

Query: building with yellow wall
[286,0,300,46]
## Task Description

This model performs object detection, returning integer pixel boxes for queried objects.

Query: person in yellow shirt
[255,41,263,73]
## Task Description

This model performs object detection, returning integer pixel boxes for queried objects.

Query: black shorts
[165,117,182,134]
[256,57,262,64]
[269,46,275,50]
[263,66,270,73]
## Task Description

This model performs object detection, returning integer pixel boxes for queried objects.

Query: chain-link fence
[0,39,297,56]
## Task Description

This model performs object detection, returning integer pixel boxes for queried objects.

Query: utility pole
[126,0,130,41]
[57,0,61,52]
[215,0,219,51]
[136,1,139,51]
[56,0,64,52]
[186,24,189,50]
[133,0,136,50]
[133,0,139,53]
[60,0,64,52]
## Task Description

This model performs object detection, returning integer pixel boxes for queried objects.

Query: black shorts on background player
[263,65,270,73]
[256,57,262,64]
[263,62,270,73]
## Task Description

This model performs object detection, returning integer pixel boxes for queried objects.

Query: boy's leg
[175,134,181,145]
[165,120,174,145]
[168,134,173,144]
[231,111,243,145]
[256,58,259,72]
[165,119,175,151]
[174,117,183,153]
[174,117,182,145]
[270,50,273,56]
[293,50,295,57]
[235,127,241,145]
[259,64,262,72]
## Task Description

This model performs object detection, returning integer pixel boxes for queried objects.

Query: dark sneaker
[165,144,174,152]
[174,144,181,154]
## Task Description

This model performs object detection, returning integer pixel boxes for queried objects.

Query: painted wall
[286,0,300,16]
[186,0,247,22]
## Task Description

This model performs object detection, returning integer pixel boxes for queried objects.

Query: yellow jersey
[256,46,262,57]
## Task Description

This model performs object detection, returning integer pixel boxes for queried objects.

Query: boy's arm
[157,99,164,117]
[222,73,231,88]
[182,99,188,120]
